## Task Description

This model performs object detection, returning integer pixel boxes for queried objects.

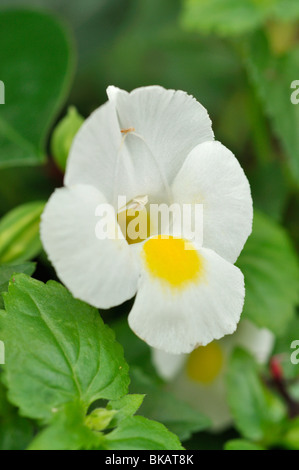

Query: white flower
[41,86,253,354]
[152,320,274,431]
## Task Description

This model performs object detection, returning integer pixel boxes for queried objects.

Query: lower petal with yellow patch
[128,236,245,354]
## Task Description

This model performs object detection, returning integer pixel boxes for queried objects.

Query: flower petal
[172,141,253,263]
[64,101,122,202]
[107,85,214,184]
[64,100,170,206]
[234,319,274,364]
[151,349,187,381]
[40,184,139,308]
[128,240,245,354]
[172,369,232,431]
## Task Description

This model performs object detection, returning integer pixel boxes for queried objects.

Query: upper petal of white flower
[65,101,171,206]
[65,86,214,207]
[64,101,121,202]
[172,141,253,263]
[107,85,214,184]
[234,319,274,364]
[40,184,140,309]
[128,237,245,354]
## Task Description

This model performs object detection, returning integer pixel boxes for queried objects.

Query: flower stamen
[117,195,150,245]
[121,127,135,134]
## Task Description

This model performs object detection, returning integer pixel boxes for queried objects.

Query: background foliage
[0,0,299,450]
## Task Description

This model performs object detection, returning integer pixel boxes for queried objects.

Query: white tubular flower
[152,320,275,431]
[41,86,253,354]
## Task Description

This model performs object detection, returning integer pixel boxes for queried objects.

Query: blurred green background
[0,0,299,450]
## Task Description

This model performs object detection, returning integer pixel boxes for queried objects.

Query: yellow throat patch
[142,235,203,287]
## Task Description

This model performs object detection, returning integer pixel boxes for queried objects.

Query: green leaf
[28,402,103,451]
[28,391,183,450]
[245,32,299,184]
[0,201,45,264]
[0,261,35,309]
[51,106,84,172]
[130,367,211,442]
[107,394,145,427]
[237,211,299,335]
[226,348,287,445]
[85,407,117,431]
[181,0,266,37]
[29,401,183,451]
[182,0,299,38]
[224,439,265,450]
[0,9,74,167]
[0,262,36,291]
[103,415,184,450]
[0,274,129,422]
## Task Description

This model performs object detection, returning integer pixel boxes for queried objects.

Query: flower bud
[51,106,84,172]
[0,201,45,264]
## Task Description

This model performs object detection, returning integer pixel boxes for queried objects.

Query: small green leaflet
[27,402,104,451]
[28,395,183,451]
[102,415,184,451]
[0,261,36,309]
